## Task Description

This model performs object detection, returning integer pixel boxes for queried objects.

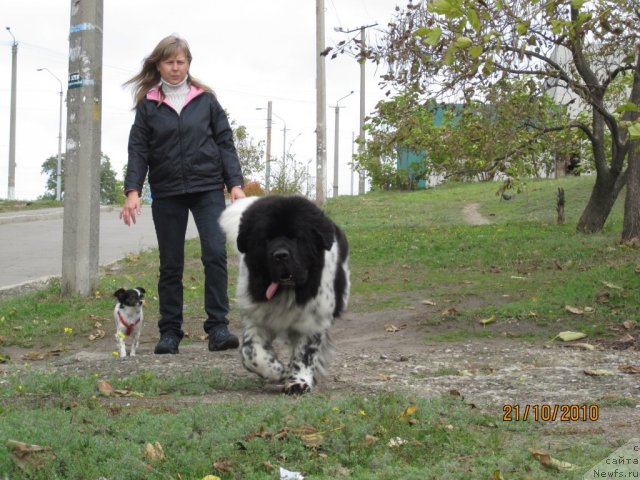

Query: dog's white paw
[283,381,311,396]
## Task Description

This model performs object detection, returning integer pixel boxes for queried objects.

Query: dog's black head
[264,236,309,299]
[114,287,146,308]
[237,196,337,304]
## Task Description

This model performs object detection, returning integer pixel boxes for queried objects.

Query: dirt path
[462,202,493,225]
[2,304,639,442]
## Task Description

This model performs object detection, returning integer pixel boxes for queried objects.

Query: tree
[343,0,640,240]
[231,121,264,182]
[356,80,580,190]
[269,153,312,196]
[41,152,122,204]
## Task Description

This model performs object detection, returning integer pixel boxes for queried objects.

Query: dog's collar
[117,310,140,337]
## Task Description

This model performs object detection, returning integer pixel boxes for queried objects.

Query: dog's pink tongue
[266,282,279,300]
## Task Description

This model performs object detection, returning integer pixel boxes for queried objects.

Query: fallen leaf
[622,320,637,330]
[618,365,640,374]
[571,343,595,351]
[492,470,505,480]
[400,404,417,419]
[113,389,144,398]
[617,334,635,344]
[21,351,48,361]
[0,354,9,363]
[530,449,575,471]
[97,380,114,397]
[213,459,234,473]
[553,331,587,342]
[384,323,406,333]
[299,432,324,448]
[143,442,166,462]
[421,299,437,306]
[201,476,221,480]
[21,348,65,361]
[584,369,613,376]
[6,439,57,472]
[89,329,105,341]
[363,434,378,446]
[565,305,585,315]
[479,315,496,325]
[387,437,407,448]
[441,307,458,316]
[261,462,276,471]
[602,281,624,290]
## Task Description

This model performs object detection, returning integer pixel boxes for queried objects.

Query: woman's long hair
[123,35,213,106]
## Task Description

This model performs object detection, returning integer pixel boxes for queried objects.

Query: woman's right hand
[120,190,142,226]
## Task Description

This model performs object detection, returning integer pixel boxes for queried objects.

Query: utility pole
[37,68,64,201]
[337,24,376,195]
[331,91,353,198]
[315,0,327,205]
[357,26,367,195]
[271,111,288,172]
[260,101,273,194]
[5,27,17,200]
[62,0,103,296]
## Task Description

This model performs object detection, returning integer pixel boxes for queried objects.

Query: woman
[120,35,245,354]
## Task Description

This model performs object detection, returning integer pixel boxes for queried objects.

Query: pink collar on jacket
[146,84,204,109]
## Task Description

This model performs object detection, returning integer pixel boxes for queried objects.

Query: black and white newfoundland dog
[219,195,350,395]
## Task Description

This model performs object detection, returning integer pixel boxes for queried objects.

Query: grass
[0,175,638,478]
[0,199,62,212]
[325,176,637,342]
[0,386,616,479]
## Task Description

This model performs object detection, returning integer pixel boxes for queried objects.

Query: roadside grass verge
[0,199,62,212]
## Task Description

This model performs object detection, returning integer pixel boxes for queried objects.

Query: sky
[0,0,399,201]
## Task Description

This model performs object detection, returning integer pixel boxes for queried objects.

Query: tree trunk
[622,146,640,245]
[556,188,565,225]
[576,172,621,233]
[621,55,640,245]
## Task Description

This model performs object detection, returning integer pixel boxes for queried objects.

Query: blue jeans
[151,190,229,338]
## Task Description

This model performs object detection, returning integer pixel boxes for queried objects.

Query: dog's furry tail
[219,196,259,254]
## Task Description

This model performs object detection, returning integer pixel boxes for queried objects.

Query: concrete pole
[315,0,327,205]
[272,111,287,173]
[333,106,340,198]
[358,26,366,195]
[331,91,353,198]
[265,100,272,193]
[62,0,103,296]
[6,28,17,200]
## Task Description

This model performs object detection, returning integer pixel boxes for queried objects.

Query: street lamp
[38,67,64,201]
[331,90,354,198]
[6,27,17,200]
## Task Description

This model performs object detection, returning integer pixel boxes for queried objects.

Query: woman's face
[157,51,189,85]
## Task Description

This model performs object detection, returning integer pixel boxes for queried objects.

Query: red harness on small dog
[117,310,140,336]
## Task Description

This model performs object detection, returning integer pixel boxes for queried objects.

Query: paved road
[0,206,198,291]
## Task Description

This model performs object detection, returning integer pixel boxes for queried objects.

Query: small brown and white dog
[113,287,145,357]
